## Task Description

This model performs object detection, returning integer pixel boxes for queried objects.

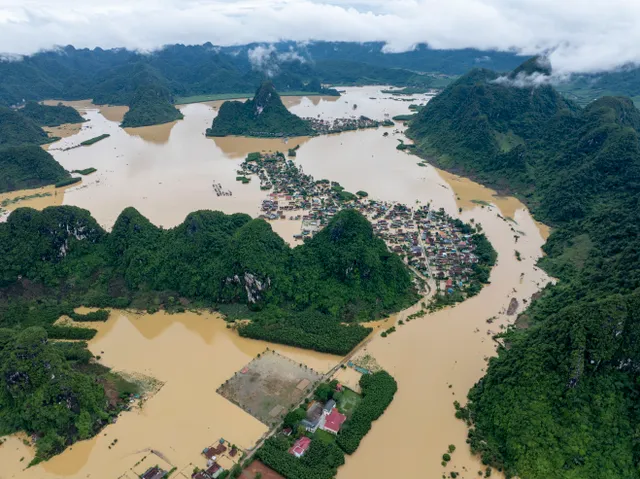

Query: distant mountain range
[0,42,528,108]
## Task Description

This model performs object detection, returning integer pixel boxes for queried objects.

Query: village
[238,151,483,296]
[303,115,393,134]
[137,350,377,479]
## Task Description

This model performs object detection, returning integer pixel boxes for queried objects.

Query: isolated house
[205,462,224,479]
[142,466,167,479]
[289,436,312,458]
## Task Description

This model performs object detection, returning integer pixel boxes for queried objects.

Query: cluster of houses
[287,399,347,459]
[239,152,481,292]
[191,441,238,479]
[304,115,393,134]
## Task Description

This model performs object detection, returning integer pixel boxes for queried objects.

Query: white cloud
[492,71,555,88]
[0,0,638,74]
[247,44,307,77]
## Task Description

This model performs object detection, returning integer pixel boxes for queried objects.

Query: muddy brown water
[0,87,550,479]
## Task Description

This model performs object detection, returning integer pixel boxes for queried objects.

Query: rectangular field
[217,350,323,426]
[240,460,285,479]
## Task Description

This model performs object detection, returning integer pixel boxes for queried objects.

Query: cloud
[248,45,279,77]
[247,44,307,77]
[0,0,639,74]
[492,71,555,88]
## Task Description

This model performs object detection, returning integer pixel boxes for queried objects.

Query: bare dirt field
[240,460,285,479]
[218,350,323,426]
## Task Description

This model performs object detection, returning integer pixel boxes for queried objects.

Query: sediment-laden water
[0,87,550,479]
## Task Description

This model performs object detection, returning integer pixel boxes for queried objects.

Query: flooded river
[0,87,550,479]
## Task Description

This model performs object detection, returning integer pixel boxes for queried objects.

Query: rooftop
[323,408,347,433]
[142,466,166,479]
[323,399,336,412]
[288,436,312,457]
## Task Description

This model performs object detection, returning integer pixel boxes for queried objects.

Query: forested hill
[20,101,85,127]
[206,82,314,137]
[0,145,69,193]
[1,207,415,353]
[0,106,71,192]
[116,64,183,128]
[0,106,50,146]
[408,60,640,478]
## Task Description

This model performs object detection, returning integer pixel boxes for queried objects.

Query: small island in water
[207,81,393,138]
[207,81,315,137]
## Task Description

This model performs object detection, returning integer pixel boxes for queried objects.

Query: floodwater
[0,86,551,479]
[0,311,340,479]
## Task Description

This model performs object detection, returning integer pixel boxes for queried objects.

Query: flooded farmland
[0,86,550,479]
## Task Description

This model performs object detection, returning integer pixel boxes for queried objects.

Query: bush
[336,371,397,454]
[55,177,81,188]
[69,309,110,322]
[46,325,97,340]
[80,134,110,146]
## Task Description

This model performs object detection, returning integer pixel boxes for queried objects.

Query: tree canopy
[0,145,69,193]
[20,101,85,127]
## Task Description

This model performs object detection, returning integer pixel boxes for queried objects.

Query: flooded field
[0,311,340,479]
[0,87,551,479]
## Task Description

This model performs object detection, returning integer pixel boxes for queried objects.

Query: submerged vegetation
[72,167,97,175]
[80,134,110,146]
[409,58,640,478]
[54,177,81,188]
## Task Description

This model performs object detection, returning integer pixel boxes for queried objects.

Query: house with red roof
[321,407,347,435]
[288,436,312,458]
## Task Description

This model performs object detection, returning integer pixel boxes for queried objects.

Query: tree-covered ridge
[407,67,575,192]
[0,105,72,193]
[0,145,70,193]
[0,106,50,146]
[206,82,315,137]
[20,101,85,127]
[0,206,415,354]
[0,43,505,108]
[120,77,183,127]
[408,60,640,478]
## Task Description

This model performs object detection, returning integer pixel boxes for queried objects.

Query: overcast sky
[1,0,639,74]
